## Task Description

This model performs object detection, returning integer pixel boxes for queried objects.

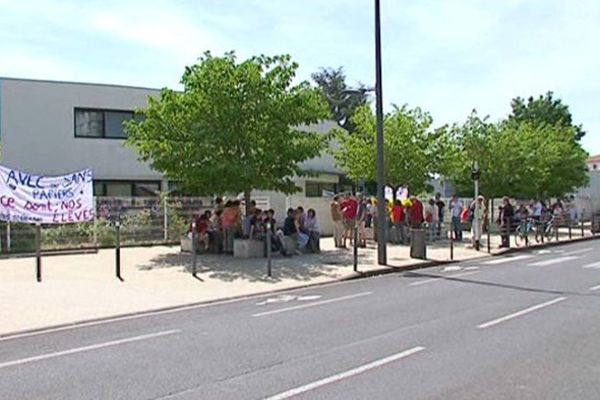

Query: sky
[1,0,598,155]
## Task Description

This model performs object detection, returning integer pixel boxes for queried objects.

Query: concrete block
[234,239,264,258]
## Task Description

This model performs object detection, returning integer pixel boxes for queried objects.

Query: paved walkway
[0,230,593,336]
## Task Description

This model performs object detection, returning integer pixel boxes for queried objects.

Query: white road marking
[262,346,425,400]
[0,329,180,369]
[442,266,462,272]
[582,262,600,269]
[589,284,600,291]
[477,297,567,329]
[409,271,480,286]
[564,248,594,256]
[483,255,533,265]
[252,292,372,317]
[0,277,374,341]
[529,256,578,266]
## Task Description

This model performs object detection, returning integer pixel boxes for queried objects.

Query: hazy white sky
[1,0,598,154]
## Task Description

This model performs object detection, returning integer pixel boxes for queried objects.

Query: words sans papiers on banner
[0,165,94,224]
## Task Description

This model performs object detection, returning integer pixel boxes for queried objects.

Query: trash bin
[410,228,427,259]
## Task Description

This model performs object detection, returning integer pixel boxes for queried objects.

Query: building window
[305,181,337,197]
[75,108,139,138]
[94,180,161,197]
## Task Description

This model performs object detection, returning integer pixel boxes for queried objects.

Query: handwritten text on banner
[0,165,94,224]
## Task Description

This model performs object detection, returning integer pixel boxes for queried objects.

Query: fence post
[35,223,42,282]
[115,220,122,281]
[191,221,197,278]
[6,221,11,252]
[486,215,491,253]
[450,228,454,261]
[163,195,168,242]
[353,224,358,272]
[266,224,272,277]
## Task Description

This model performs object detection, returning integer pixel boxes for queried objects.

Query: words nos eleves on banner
[0,165,94,224]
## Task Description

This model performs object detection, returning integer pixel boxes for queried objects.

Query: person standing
[435,193,445,239]
[471,196,486,250]
[391,200,406,244]
[450,195,463,241]
[498,197,514,248]
[340,194,358,248]
[409,195,424,229]
[330,196,343,248]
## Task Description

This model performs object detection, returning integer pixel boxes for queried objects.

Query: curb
[2,235,597,339]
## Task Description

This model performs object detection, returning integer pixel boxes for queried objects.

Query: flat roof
[0,76,163,92]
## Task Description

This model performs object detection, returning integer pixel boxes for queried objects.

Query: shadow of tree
[137,247,373,284]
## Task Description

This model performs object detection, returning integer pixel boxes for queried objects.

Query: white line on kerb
[252,292,372,317]
[483,255,533,265]
[409,271,479,286]
[589,284,600,291]
[529,256,578,266]
[262,346,425,400]
[0,329,180,369]
[477,297,567,329]
[583,262,600,269]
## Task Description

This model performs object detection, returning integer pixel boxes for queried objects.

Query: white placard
[0,165,94,224]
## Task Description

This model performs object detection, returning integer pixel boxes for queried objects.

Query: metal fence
[0,196,207,254]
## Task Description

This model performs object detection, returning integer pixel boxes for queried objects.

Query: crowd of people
[188,198,322,256]
[188,194,583,256]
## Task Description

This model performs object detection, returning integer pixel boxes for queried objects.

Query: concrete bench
[283,235,298,254]
[233,239,264,258]
[180,237,207,254]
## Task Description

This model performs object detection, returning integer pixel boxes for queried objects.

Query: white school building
[0,77,349,234]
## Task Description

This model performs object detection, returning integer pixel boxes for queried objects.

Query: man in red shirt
[409,195,424,229]
[392,200,406,244]
[340,194,358,247]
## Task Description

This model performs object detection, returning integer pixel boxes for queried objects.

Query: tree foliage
[125,52,330,197]
[311,67,369,133]
[333,105,449,195]
[509,91,585,141]
[445,111,589,199]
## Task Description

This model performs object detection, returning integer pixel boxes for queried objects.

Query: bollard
[581,219,585,237]
[450,229,454,261]
[115,220,122,281]
[568,221,572,239]
[266,224,272,277]
[191,221,197,278]
[555,222,559,242]
[486,219,491,253]
[35,223,42,282]
[525,221,529,247]
[353,225,358,272]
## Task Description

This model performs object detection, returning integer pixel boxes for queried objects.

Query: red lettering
[0,196,15,209]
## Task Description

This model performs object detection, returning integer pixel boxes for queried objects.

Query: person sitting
[189,214,209,251]
[248,208,264,240]
[283,208,305,254]
[264,209,286,256]
[304,208,321,253]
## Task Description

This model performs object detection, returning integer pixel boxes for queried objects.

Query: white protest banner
[0,165,94,224]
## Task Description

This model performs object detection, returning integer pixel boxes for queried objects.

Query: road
[1,240,599,399]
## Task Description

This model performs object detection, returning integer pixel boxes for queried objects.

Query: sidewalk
[0,231,593,336]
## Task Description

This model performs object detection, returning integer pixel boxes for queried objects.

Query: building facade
[0,77,344,233]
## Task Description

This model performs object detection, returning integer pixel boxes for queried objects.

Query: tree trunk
[244,190,252,216]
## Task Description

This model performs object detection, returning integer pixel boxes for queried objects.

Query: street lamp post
[374,0,387,265]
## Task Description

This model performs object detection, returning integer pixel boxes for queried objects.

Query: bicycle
[515,218,535,247]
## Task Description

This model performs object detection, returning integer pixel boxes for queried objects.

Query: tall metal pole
[374,0,387,265]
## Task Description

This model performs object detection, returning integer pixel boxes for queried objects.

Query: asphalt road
[1,240,600,400]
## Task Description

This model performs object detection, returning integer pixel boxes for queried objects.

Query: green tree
[125,52,330,211]
[509,91,585,141]
[445,111,589,199]
[312,67,369,133]
[333,105,447,196]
